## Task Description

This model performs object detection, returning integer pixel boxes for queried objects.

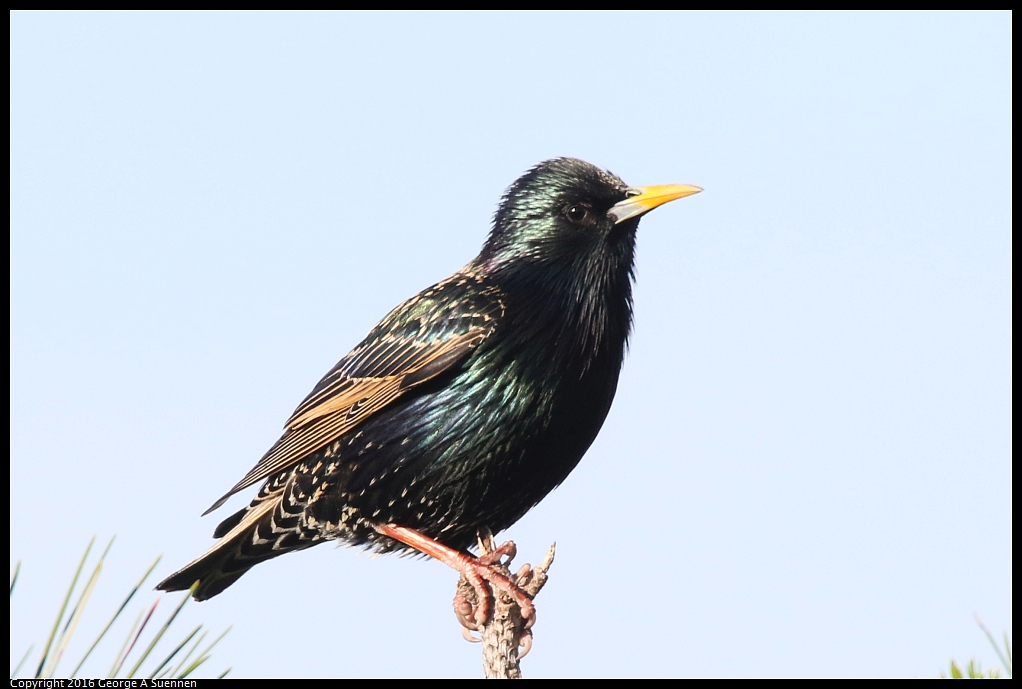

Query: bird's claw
[478,539,517,566]
[518,629,534,658]
[454,588,480,631]
[451,538,537,635]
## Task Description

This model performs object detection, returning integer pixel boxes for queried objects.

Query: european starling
[158,158,701,612]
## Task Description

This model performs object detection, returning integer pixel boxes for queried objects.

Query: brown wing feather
[202,273,503,515]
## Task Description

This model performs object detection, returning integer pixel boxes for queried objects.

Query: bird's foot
[452,537,536,631]
[374,523,535,630]
[459,531,555,677]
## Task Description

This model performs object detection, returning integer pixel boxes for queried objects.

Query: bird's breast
[335,328,626,549]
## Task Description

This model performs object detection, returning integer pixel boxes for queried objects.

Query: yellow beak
[609,184,703,224]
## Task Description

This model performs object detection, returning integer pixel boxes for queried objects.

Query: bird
[157,158,701,619]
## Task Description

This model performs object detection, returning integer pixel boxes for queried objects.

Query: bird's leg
[374,523,536,629]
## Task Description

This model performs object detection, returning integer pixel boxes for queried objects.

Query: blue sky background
[11,12,1010,678]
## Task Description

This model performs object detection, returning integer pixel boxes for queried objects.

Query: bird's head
[478,158,701,277]
[472,158,701,360]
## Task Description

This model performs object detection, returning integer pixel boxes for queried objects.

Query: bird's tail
[157,495,316,600]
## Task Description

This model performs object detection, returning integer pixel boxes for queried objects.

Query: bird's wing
[203,273,504,515]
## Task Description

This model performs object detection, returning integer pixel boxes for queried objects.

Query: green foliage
[944,659,1000,679]
[942,617,1011,679]
[10,537,231,680]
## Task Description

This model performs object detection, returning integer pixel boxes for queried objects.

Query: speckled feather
[158,158,685,600]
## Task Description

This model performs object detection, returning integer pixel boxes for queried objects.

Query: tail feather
[158,492,318,600]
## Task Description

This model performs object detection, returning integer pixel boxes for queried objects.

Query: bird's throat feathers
[479,236,637,375]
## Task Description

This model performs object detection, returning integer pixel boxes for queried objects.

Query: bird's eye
[564,203,591,225]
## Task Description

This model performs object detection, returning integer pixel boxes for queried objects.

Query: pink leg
[375,524,536,628]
